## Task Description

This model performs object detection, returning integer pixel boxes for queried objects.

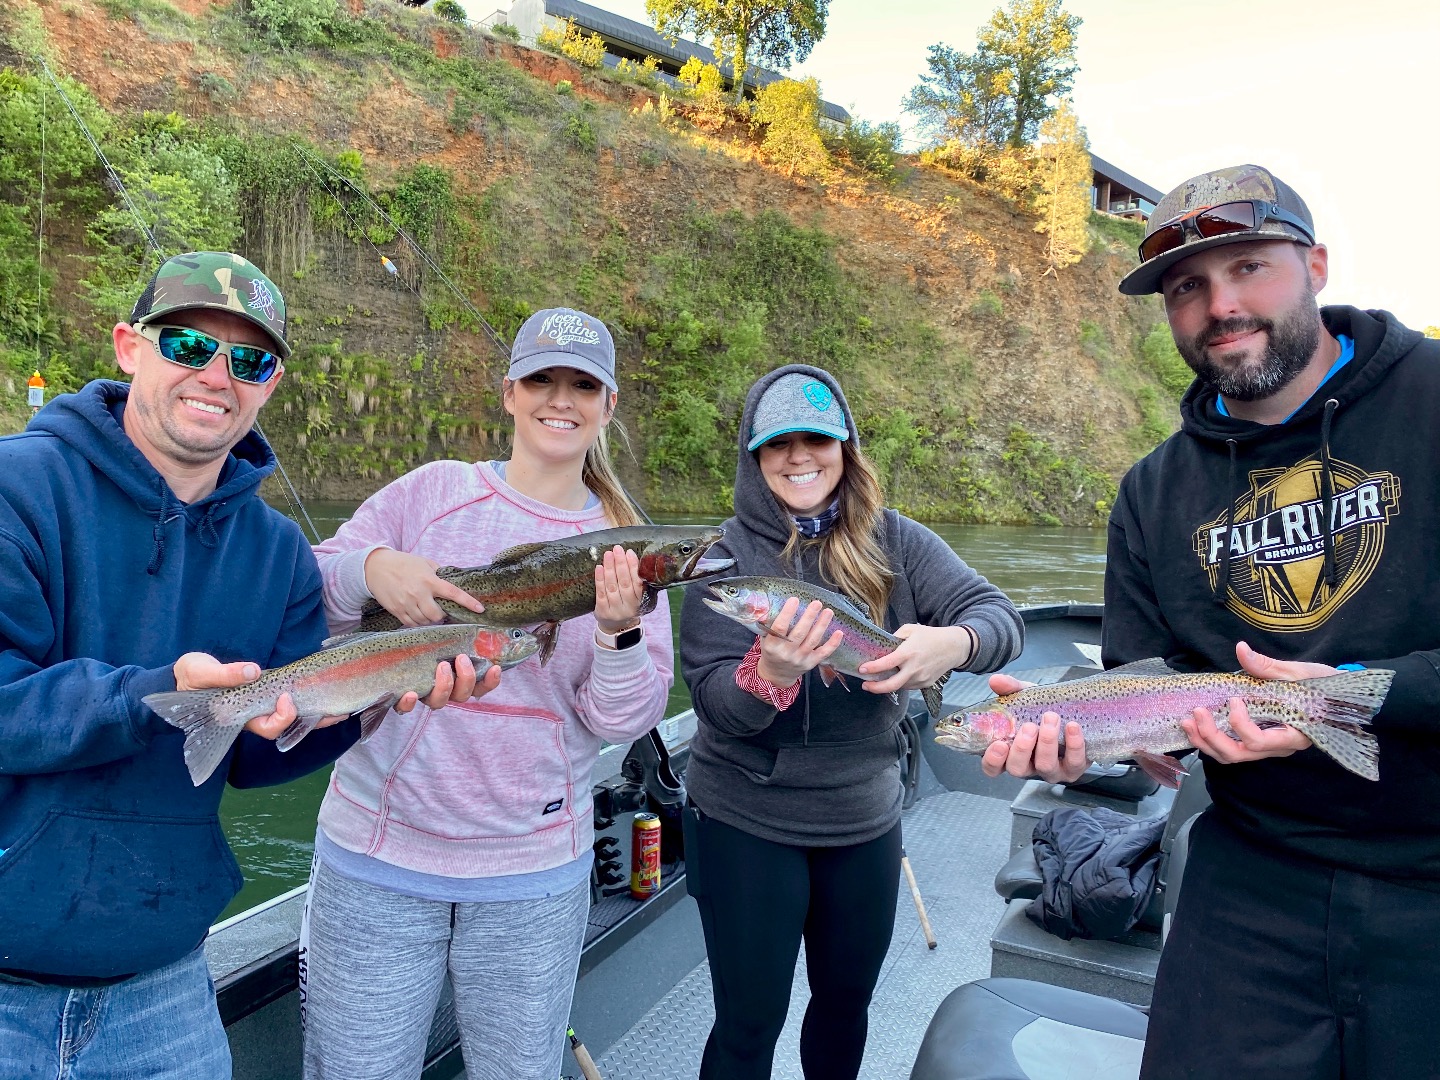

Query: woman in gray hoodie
[680,364,1023,1079]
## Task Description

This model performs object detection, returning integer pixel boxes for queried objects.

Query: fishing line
[35,72,46,363]
[29,55,324,543]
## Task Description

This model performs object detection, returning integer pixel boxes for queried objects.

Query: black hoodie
[1102,307,1440,883]
[681,365,1024,846]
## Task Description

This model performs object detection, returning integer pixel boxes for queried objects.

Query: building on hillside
[1090,154,1164,222]
[490,0,850,129]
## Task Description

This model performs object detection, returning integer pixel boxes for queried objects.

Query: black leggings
[687,807,902,1080]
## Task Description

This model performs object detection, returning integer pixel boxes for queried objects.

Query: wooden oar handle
[901,847,938,949]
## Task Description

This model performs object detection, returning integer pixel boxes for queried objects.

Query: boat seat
[994,755,1210,933]
[908,977,1147,1080]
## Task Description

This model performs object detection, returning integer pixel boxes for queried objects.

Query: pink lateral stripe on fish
[933,657,1392,786]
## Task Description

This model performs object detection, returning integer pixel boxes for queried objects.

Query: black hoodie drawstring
[147,490,170,576]
[198,504,221,549]
[1215,439,1239,606]
[1319,398,1340,589]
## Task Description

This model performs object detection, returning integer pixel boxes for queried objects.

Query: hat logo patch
[802,381,833,411]
[246,279,277,322]
[540,311,600,348]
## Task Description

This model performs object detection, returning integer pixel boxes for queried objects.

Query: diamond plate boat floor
[594,788,1011,1080]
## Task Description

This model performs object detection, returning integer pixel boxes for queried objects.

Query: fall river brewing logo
[1193,455,1400,632]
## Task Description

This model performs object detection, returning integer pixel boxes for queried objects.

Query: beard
[1175,282,1323,402]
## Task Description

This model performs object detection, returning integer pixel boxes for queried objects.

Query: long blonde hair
[779,438,893,622]
[584,421,643,527]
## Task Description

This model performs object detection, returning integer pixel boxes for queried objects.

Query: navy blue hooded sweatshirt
[0,380,358,982]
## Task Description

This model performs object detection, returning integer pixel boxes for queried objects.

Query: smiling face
[113,307,283,474]
[1161,239,1327,402]
[756,432,845,518]
[503,366,614,467]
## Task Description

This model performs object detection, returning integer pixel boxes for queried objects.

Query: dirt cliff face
[16,0,1174,522]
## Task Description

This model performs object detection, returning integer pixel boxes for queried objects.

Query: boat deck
[592,787,1011,1080]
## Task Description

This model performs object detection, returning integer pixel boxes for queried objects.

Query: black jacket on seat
[1027,806,1166,941]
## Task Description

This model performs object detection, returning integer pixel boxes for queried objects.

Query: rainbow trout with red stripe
[144,624,540,786]
[933,658,1392,787]
[353,525,734,663]
[701,576,950,719]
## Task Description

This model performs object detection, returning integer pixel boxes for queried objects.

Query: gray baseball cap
[506,307,617,392]
[1119,164,1316,296]
[747,372,851,451]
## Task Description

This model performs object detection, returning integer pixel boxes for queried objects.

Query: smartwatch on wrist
[596,621,644,651]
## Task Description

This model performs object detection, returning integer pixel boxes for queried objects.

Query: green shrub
[197,71,237,102]
[488,20,519,41]
[245,0,338,46]
[432,0,466,24]
[1141,322,1193,398]
[562,112,597,154]
[751,78,829,179]
[537,18,605,68]
[827,119,901,185]
[971,290,1003,318]
[921,141,1036,203]
[555,79,573,96]
[1089,209,1145,252]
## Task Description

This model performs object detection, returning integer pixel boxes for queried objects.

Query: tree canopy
[904,0,1080,150]
[646,0,829,102]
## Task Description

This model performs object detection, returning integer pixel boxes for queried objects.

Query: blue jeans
[0,946,231,1079]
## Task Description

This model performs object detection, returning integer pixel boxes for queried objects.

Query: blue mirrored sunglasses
[133,323,282,385]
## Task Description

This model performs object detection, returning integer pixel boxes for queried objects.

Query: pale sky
[595,0,1440,330]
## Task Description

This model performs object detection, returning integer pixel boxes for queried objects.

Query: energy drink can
[630,813,661,899]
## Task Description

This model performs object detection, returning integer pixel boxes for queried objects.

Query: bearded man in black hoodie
[981,165,1440,1079]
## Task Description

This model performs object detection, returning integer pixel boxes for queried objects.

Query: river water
[218,502,1106,919]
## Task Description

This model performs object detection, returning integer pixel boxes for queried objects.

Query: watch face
[616,626,644,650]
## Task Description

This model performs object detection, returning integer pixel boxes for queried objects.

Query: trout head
[637,527,733,587]
[471,626,542,668]
[933,708,1016,755]
[701,577,777,634]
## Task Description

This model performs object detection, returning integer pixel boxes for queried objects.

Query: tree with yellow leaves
[1033,99,1090,274]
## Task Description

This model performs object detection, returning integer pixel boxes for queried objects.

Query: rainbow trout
[701,576,950,719]
[354,525,733,662]
[144,624,540,786]
[933,657,1392,786]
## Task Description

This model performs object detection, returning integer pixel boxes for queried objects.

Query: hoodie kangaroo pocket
[0,809,242,979]
[760,727,904,790]
[385,705,576,837]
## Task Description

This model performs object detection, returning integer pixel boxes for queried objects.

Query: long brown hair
[779,438,893,622]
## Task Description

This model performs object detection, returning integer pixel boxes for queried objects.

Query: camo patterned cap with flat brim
[130,251,290,358]
[1118,164,1316,296]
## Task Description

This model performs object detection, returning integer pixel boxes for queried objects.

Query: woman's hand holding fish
[402,653,501,713]
[858,624,971,695]
[756,597,844,687]
[364,549,486,627]
[594,546,647,634]
[977,672,1090,784]
[1182,642,1316,764]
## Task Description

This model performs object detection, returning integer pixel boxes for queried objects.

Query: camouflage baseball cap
[130,252,290,358]
[1118,165,1316,296]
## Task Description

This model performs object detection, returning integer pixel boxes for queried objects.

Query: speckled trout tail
[143,624,540,787]
[355,525,734,664]
[701,576,950,719]
[933,657,1392,787]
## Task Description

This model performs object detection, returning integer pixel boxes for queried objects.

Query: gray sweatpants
[301,860,590,1080]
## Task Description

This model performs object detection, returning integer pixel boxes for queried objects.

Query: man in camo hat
[0,253,477,1074]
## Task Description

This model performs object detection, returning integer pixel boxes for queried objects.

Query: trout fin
[142,688,245,787]
[275,713,325,753]
[1092,658,1176,680]
[488,542,547,568]
[1285,668,1393,782]
[536,621,560,666]
[1129,750,1189,790]
[638,588,659,616]
[921,680,946,720]
[354,695,399,742]
[321,630,386,650]
[817,665,850,691]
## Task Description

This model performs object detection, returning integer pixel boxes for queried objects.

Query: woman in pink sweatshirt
[300,308,673,1080]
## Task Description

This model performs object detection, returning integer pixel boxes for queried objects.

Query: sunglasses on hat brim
[133,323,283,385]
[1138,200,1315,265]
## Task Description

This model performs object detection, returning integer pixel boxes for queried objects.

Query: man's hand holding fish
[170,648,494,742]
[1181,641,1318,766]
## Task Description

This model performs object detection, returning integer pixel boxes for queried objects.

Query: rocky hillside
[0,0,1188,524]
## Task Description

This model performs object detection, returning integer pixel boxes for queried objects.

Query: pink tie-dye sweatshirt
[311,459,673,878]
